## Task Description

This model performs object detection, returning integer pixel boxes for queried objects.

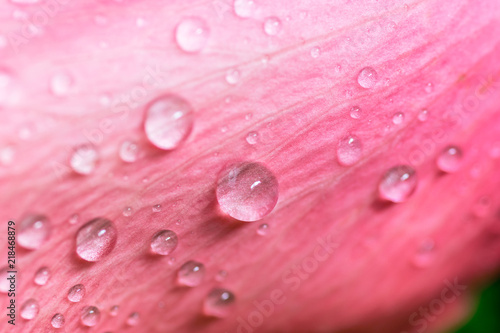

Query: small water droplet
[225,68,240,85]
[337,135,363,166]
[76,217,117,262]
[119,140,139,163]
[216,162,279,222]
[335,64,342,73]
[34,267,50,285]
[81,306,100,327]
[18,214,51,250]
[357,67,378,89]
[263,17,282,36]
[127,312,140,326]
[70,144,99,175]
[437,146,463,173]
[418,109,429,122]
[175,17,210,53]
[310,47,320,58]
[67,284,85,302]
[350,106,361,119]
[150,230,178,255]
[122,207,133,217]
[110,305,119,316]
[216,270,227,282]
[392,112,405,125]
[50,72,73,97]
[378,165,418,203]
[51,313,65,328]
[245,113,253,120]
[68,213,79,224]
[425,82,434,93]
[152,204,162,212]
[412,238,435,268]
[144,94,194,150]
[203,288,236,318]
[234,0,256,18]
[257,223,269,235]
[20,299,39,320]
[177,260,206,287]
[246,131,259,145]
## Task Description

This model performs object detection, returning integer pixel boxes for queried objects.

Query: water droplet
[412,238,435,268]
[245,113,253,120]
[225,68,240,85]
[76,217,117,262]
[310,47,320,58]
[152,204,162,212]
[67,284,85,302]
[70,144,99,175]
[50,72,73,97]
[68,213,79,224]
[34,267,50,285]
[122,207,133,217]
[357,67,378,89]
[418,109,429,122]
[119,140,139,163]
[378,165,418,203]
[203,288,236,318]
[150,230,178,255]
[392,112,405,125]
[127,312,140,326]
[335,64,342,73]
[437,146,463,173]
[216,162,279,222]
[263,17,282,36]
[234,0,256,18]
[51,313,65,328]
[425,82,434,93]
[257,223,269,235]
[175,17,209,53]
[110,305,119,316]
[246,131,259,145]
[337,135,363,166]
[81,306,100,327]
[144,94,194,150]
[18,214,51,250]
[0,267,11,293]
[350,106,362,119]
[216,270,227,282]
[20,299,39,320]
[177,260,206,287]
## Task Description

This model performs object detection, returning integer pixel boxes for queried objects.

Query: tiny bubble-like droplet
[234,0,256,18]
[437,146,463,173]
[18,214,51,250]
[257,223,269,235]
[350,106,361,119]
[76,217,117,262]
[119,140,139,163]
[357,67,378,89]
[216,270,228,282]
[412,238,435,268]
[67,284,85,302]
[110,305,119,316]
[263,17,282,36]
[127,312,140,326]
[144,94,194,150]
[81,306,100,327]
[225,68,240,85]
[310,47,320,58]
[68,213,79,224]
[50,72,73,97]
[246,131,259,145]
[34,267,50,285]
[337,135,363,166]
[175,17,209,53]
[51,313,65,328]
[378,165,418,203]
[216,161,279,222]
[425,82,434,93]
[177,260,206,287]
[418,109,429,122]
[122,206,133,217]
[392,112,405,125]
[203,288,236,318]
[70,144,98,175]
[152,204,162,212]
[20,299,39,320]
[150,230,178,255]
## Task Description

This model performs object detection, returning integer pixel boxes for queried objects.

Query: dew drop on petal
[246,131,259,145]
[225,68,240,85]
[119,140,139,163]
[126,312,140,326]
[51,313,65,328]
[70,144,99,175]
[152,204,162,212]
[175,17,209,53]
[425,82,434,93]
[257,223,269,236]
[110,305,119,316]
[378,165,418,203]
[437,146,463,173]
[263,17,282,36]
[216,162,279,222]
[81,306,100,327]
[18,214,51,250]
[150,230,178,255]
[20,299,39,320]
[418,109,429,122]
[350,106,361,119]
[67,284,85,302]
[234,0,256,18]
[357,67,378,89]
[216,270,227,282]
[392,112,405,125]
[310,47,320,58]
[144,94,194,150]
[122,207,133,217]
[203,288,236,318]
[68,213,79,225]
[76,217,117,262]
[177,261,206,287]
[34,267,50,285]
[337,135,363,166]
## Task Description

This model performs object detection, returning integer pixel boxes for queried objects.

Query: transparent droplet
[263,17,282,36]
[177,260,206,287]
[152,204,162,212]
[225,68,240,85]
[20,299,39,320]
[168,257,176,265]
[418,109,429,122]
[310,47,320,58]
[234,0,256,18]
[67,284,85,302]
[203,288,236,318]
[412,238,435,268]
[119,140,139,163]
[216,270,227,282]
[378,165,418,203]
[50,72,73,96]
[337,135,363,166]
[144,94,194,150]
[392,112,405,125]
[68,213,79,225]
[357,67,378,89]
[175,17,209,53]
[76,217,117,262]
[437,146,463,173]
[245,113,253,120]
[122,207,133,217]
[216,161,279,222]
[51,313,65,328]
[110,305,119,316]
[18,214,51,250]
[34,267,50,285]
[70,144,99,175]
[257,223,269,235]
[127,312,140,326]
[246,131,259,145]
[81,306,100,327]
[150,230,178,255]
[350,106,361,119]
[425,82,434,93]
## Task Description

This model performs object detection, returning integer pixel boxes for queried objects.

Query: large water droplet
[263,17,282,36]
[175,17,209,53]
[70,144,99,175]
[216,162,279,222]
[337,135,363,166]
[225,68,240,85]
[127,312,140,326]
[234,0,256,18]
[51,313,65,328]
[81,306,100,327]
[67,284,85,302]
[76,217,117,262]
[18,214,51,250]
[119,140,139,163]
[203,288,236,318]
[378,165,418,203]
[437,146,463,173]
[34,267,50,285]
[246,131,259,145]
[350,106,362,119]
[20,299,39,320]
[144,94,194,150]
[177,260,206,287]
[150,230,178,255]
[357,67,378,89]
